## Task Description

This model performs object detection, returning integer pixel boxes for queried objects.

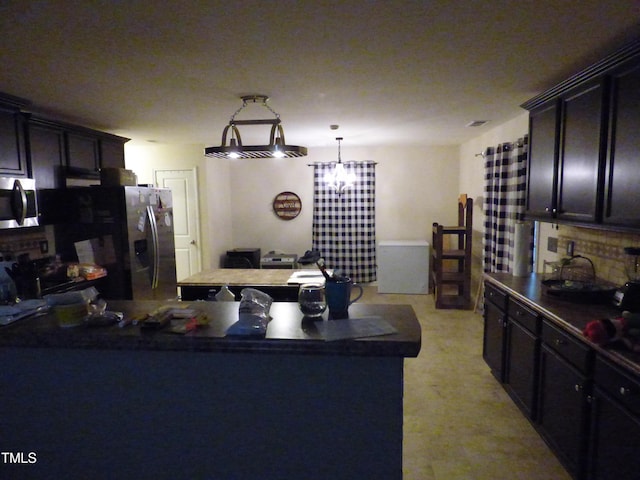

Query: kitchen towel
[512,221,532,277]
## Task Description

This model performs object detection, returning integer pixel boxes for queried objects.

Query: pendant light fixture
[205,95,307,159]
[324,137,356,195]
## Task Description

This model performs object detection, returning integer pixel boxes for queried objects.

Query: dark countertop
[485,272,640,375]
[0,300,421,358]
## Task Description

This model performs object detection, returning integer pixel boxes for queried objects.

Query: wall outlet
[566,240,575,256]
[547,236,558,253]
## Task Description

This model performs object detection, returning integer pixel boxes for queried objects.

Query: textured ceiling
[1,1,639,148]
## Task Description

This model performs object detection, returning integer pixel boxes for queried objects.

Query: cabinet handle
[545,207,551,212]
[620,387,632,396]
[574,384,583,392]
[555,339,567,346]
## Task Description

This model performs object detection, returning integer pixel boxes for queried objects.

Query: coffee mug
[325,277,363,319]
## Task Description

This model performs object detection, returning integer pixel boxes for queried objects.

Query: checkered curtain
[311,161,377,283]
[483,136,531,273]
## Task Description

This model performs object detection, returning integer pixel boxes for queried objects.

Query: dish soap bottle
[215,285,235,301]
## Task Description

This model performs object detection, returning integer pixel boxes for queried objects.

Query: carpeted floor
[358,286,571,480]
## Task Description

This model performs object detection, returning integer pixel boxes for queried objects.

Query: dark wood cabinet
[0,104,28,177]
[2,92,128,187]
[100,137,126,169]
[504,298,539,419]
[522,40,640,230]
[482,284,507,382]
[27,119,65,189]
[557,80,607,223]
[66,131,100,173]
[538,343,590,479]
[483,277,640,480]
[526,101,559,217]
[588,356,640,480]
[526,80,607,223]
[603,61,640,227]
[26,115,128,187]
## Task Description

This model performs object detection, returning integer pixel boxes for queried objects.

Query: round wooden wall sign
[273,191,302,220]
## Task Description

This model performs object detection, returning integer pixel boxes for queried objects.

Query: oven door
[0,177,39,229]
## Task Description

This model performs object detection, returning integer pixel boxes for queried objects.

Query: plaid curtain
[311,161,377,283]
[483,136,531,273]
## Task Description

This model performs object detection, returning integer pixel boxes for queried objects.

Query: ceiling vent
[466,120,489,127]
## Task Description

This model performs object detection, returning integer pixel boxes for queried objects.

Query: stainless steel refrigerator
[39,186,177,300]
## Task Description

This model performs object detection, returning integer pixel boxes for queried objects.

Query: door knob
[190,240,197,245]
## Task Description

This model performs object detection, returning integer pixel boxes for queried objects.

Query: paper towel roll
[512,221,532,277]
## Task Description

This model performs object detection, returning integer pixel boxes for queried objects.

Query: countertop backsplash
[0,226,53,262]
[558,225,640,286]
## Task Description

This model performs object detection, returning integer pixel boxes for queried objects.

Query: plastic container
[54,303,88,328]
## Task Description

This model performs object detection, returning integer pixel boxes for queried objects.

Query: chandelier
[324,137,356,195]
[205,95,308,159]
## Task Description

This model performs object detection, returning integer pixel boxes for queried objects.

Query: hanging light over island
[205,95,308,159]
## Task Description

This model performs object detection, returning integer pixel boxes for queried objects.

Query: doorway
[154,168,202,281]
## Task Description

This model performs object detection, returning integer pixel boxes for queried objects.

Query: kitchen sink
[541,279,616,303]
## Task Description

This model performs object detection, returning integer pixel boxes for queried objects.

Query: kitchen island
[0,301,420,480]
[178,268,326,301]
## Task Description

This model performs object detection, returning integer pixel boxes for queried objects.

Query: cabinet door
[603,61,640,227]
[0,107,27,176]
[483,301,506,382]
[589,388,640,480]
[99,138,126,170]
[66,131,99,172]
[557,80,606,223]
[505,319,538,419]
[28,121,65,189]
[538,345,589,478]
[526,101,559,218]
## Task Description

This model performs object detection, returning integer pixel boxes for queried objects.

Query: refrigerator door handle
[147,205,160,289]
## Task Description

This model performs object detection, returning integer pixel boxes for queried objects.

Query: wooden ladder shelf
[431,196,473,309]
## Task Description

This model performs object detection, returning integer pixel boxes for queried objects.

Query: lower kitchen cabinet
[588,356,640,480]
[538,342,591,479]
[504,298,539,419]
[483,284,507,382]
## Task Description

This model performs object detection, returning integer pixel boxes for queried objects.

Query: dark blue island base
[0,302,420,479]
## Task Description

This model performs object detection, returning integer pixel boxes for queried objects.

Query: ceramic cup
[298,283,327,318]
[325,277,364,319]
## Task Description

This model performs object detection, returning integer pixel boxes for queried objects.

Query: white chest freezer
[377,240,429,294]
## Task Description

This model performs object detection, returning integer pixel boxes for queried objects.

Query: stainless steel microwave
[0,177,38,229]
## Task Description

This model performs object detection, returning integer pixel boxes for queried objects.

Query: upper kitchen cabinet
[522,39,640,230]
[66,130,100,174]
[0,93,30,177]
[99,137,126,169]
[65,127,128,175]
[524,79,607,223]
[26,114,129,187]
[26,117,65,189]
[556,79,607,223]
[602,60,640,227]
[526,100,559,218]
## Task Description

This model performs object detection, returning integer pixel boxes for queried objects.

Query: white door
[154,168,202,281]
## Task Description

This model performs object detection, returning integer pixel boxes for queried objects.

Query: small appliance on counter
[613,247,640,311]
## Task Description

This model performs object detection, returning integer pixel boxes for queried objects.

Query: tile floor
[359,286,572,480]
